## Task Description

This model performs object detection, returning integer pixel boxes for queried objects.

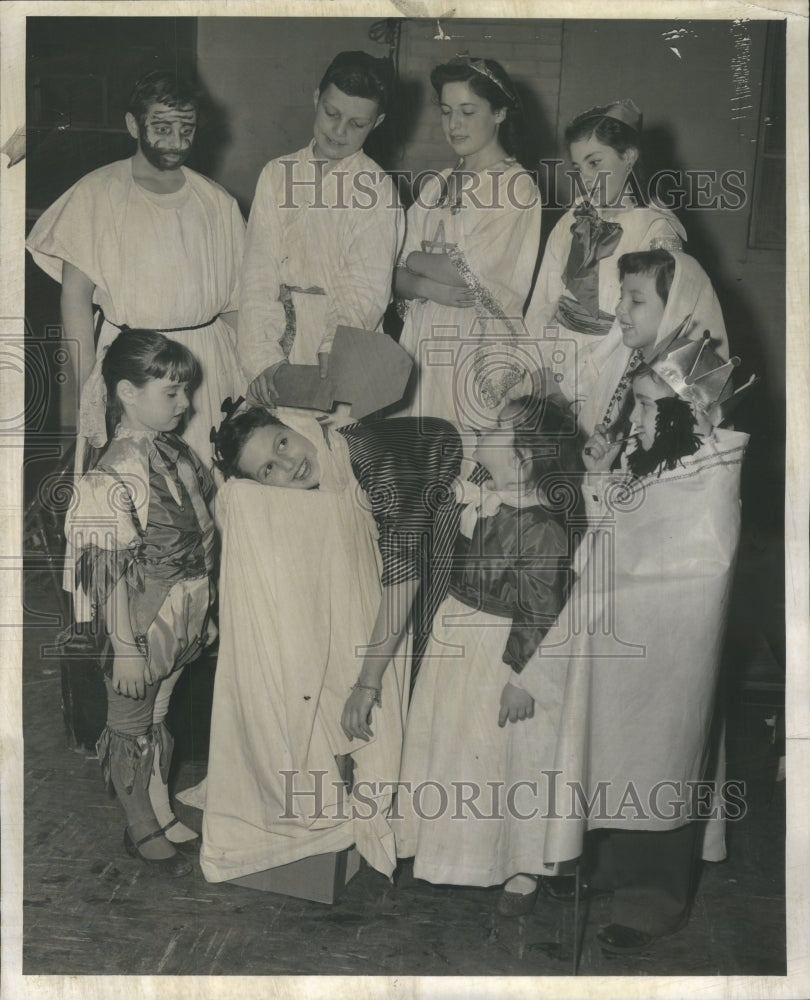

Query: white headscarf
[578,250,729,435]
[276,412,352,494]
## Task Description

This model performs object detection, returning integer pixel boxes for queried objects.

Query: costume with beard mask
[514,284,752,939]
[27,152,246,478]
[625,395,702,479]
[137,119,193,172]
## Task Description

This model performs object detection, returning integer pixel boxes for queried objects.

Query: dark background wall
[195,15,785,437]
[26,15,785,524]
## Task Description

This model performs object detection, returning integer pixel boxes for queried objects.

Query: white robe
[198,423,409,881]
[576,250,731,436]
[397,163,542,427]
[517,428,748,865]
[524,204,687,428]
[237,141,404,382]
[26,159,247,468]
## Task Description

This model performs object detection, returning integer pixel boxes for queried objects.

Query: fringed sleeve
[63,471,142,623]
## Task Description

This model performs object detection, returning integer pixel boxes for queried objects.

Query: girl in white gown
[395,57,542,428]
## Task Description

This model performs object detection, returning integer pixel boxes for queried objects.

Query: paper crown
[648,329,759,426]
[572,98,643,133]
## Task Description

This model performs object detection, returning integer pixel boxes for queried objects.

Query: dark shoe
[540,874,613,904]
[496,881,540,917]
[124,827,193,877]
[596,923,656,955]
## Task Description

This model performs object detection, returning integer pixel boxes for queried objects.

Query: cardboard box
[228,847,363,904]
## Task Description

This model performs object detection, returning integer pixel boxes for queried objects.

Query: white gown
[237,141,404,382]
[26,158,247,468]
[196,421,409,881]
[397,162,542,427]
[518,427,748,866]
[524,203,687,429]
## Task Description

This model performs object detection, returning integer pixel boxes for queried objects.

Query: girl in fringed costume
[524,99,705,430]
[393,395,582,916]
[517,317,756,950]
[183,408,463,882]
[395,57,542,428]
[64,330,217,873]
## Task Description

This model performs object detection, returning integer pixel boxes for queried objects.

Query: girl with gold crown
[515,309,756,950]
[525,99,700,426]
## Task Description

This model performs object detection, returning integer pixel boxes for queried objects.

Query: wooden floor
[20,548,786,980]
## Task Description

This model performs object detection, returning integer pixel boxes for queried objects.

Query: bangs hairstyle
[564,105,640,155]
[318,51,392,115]
[127,70,202,125]
[618,249,676,304]
[564,105,646,200]
[507,394,583,491]
[211,406,284,481]
[102,328,200,434]
[430,57,526,160]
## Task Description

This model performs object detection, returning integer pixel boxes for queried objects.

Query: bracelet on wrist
[352,682,382,707]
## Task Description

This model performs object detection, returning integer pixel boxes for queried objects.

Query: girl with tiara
[395,57,542,429]
[64,330,217,873]
[524,99,691,427]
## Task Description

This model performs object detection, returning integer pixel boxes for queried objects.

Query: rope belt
[94,308,221,343]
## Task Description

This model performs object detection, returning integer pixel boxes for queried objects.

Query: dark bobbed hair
[102,329,200,436]
[505,393,583,492]
[317,51,392,115]
[211,406,285,481]
[564,106,647,201]
[430,57,526,160]
[564,107,640,156]
[618,249,676,304]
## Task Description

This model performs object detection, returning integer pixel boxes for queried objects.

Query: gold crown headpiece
[572,98,643,133]
[647,329,759,427]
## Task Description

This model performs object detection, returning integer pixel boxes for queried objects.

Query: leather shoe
[596,923,656,955]
[540,874,612,904]
[124,827,193,877]
[496,881,540,917]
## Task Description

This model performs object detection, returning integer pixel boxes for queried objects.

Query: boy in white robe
[239,51,404,407]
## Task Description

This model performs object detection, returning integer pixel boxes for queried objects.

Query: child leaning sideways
[64,329,217,875]
[192,409,464,881]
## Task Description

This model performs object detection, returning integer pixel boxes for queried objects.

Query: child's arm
[105,576,150,700]
[404,251,467,287]
[394,264,477,309]
[60,262,97,394]
[498,675,535,727]
[340,577,418,742]
[582,424,624,473]
[497,516,569,726]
